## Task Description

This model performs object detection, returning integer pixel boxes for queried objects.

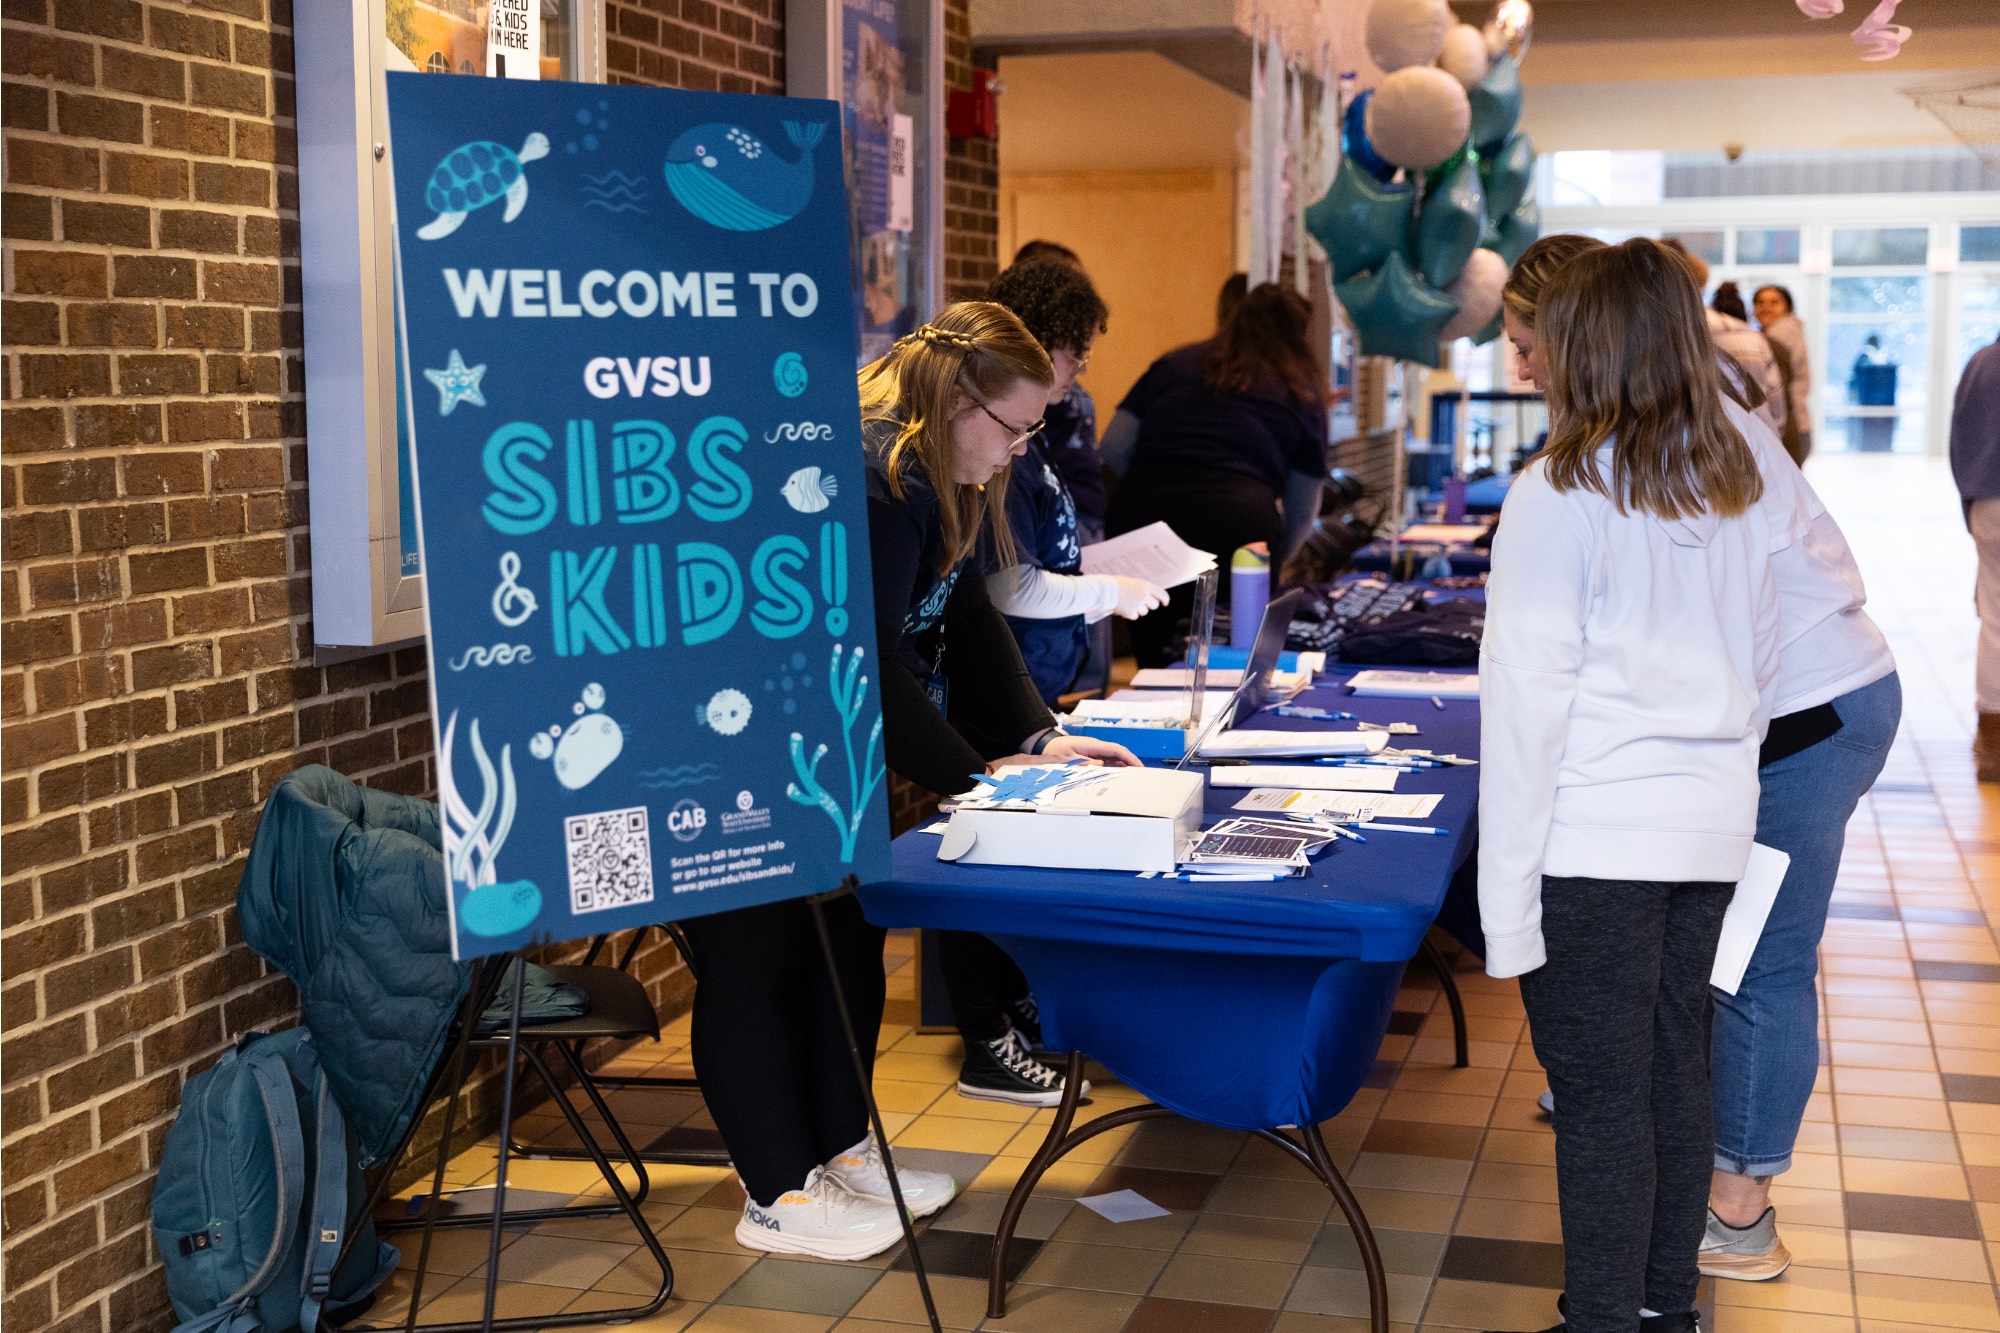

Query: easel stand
[809,877,944,1333]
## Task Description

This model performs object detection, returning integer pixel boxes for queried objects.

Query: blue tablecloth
[1350,541,1491,575]
[857,670,1479,1131]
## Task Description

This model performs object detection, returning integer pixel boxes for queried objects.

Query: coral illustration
[787,643,886,863]
[440,710,543,938]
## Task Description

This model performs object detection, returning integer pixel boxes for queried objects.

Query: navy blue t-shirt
[1119,342,1328,495]
[1042,383,1105,527]
[992,433,1088,706]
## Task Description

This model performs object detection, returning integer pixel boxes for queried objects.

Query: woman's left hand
[1042,735,1142,767]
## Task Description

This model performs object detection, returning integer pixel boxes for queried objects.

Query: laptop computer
[1175,587,1304,767]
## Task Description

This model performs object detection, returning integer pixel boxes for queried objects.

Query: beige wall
[996,52,1247,424]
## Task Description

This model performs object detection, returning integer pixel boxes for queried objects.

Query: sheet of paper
[1711,843,1790,995]
[1346,670,1480,699]
[1076,1189,1172,1223]
[1231,789,1444,819]
[1130,667,1312,692]
[1197,729,1386,758]
[1079,521,1217,589]
[1067,692,1229,726]
[1206,765,1400,791]
[1396,523,1488,545]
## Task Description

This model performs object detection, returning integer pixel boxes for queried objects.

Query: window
[1825,275,1929,453]
[1736,227,1801,266]
[1832,227,1928,267]
[425,50,448,72]
[1664,229,1725,266]
[1964,224,2000,264]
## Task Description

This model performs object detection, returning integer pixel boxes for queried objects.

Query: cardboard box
[937,765,1205,874]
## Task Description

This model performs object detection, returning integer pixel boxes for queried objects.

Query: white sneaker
[734,1166,905,1261]
[823,1134,957,1218]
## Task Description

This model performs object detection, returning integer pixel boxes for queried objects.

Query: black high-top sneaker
[956,1026,1087,1107]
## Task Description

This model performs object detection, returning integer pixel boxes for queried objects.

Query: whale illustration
[459,878,542,938]
[663,121,827,232]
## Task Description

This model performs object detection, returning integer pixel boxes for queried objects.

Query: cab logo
[667,798,707,842]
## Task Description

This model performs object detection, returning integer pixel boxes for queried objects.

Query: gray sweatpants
[1518,875,1735,1333]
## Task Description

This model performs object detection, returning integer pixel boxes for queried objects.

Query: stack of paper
[1232,789,1445,820]
[1346,670,1480,700]
[1080,521,1217,589]
[1131,666,1313,694]
[1183,817,1340,873]
[1196,729,1388,759]
[1206,765,1403,791]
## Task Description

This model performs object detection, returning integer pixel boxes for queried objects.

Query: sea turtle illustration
[416,131,551,240]
[663,121,827,232]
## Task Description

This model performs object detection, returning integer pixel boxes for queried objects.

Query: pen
[1430,696,1446,710]
[1366,823,1450,836]
[1326,824,1368,843]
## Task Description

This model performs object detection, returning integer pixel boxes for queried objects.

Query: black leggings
[676,894,885,1206]
[938,930,1029,1043]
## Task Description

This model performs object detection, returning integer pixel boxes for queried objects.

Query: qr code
[564,806,655,915]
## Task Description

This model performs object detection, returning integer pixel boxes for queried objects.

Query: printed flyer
[385,72,890,959]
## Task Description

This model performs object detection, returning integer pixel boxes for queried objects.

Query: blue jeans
[1710,671,1902,1176]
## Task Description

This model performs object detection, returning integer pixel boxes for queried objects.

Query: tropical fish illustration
[781,466,838,514]
[417,132,551,240]
[663,121,826,231]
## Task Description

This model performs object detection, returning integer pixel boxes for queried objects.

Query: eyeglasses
[1057,346,1092,374]
[972,398,1044,447]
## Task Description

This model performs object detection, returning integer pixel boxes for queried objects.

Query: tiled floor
[361,455,2000,1332]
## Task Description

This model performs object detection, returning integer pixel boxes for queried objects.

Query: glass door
[1824,227,1931,453]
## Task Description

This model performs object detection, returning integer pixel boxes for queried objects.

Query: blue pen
[1367,824,1451,836]
[1271,704,1355,721]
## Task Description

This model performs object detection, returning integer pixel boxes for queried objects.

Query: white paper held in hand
[1710,843,1791,995]
[1079,521,1218,589]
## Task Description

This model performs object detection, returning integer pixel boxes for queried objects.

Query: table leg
[1304,1122,1388,1333]
[1419,936,1471,1069]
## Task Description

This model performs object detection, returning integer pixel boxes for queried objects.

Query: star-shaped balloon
[423,348,488,417]
[1416,150,1485,289]
[1469,52,1522,154]
[1494,194,1542,267]
[1335,250,1460,368]
[1306,155,1416,284]
[1481,131,1535,222]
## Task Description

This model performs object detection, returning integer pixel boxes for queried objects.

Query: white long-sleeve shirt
[985,565,1124,622]
[1477,440,1797,979]
[1727,399,1894,715]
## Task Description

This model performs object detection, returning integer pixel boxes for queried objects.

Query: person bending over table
[1478,238,1802,1333]
[1099,283,1329,666]
[1506,234,1899,1286]
[983,258,1167,706]
[860,301,1141,1107]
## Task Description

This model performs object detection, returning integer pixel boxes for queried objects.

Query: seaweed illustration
[438,710,542,937]
[787,643,886,862]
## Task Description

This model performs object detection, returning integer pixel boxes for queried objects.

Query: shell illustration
[418,132,551,240]
[781,466,838,514]
[663,121,827,231]
[703,688,753,736]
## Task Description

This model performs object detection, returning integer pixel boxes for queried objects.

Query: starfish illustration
[423,349,487,416]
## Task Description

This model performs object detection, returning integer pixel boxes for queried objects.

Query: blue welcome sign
[385,73,889,960]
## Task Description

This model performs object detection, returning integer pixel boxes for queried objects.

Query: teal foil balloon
[1469,52,1522,154]
[1306,155,1417,284]
[1415,150,1485,289]
[1335,250,1460,369]
[1495,194,1542,267]
[1472,308,1505,346]
[1482,131,1535,222]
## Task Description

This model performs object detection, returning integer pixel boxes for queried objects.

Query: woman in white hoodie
[1479,238,1784,1333]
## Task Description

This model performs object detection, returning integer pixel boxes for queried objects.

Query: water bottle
[1443,475,1468,524]
[1230,543,1270,649]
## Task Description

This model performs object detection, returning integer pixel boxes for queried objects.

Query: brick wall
[0,4,784,1332]
[942,0,997,301]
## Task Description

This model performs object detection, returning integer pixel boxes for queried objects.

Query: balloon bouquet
[1307,0,1539,367]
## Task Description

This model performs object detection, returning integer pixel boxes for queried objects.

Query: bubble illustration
[773,352,809,398]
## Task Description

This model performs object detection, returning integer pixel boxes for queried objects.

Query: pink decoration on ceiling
[1794,0,1844,18]
[1848,0,1910,59]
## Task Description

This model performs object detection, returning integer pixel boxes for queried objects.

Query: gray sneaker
[1698,1206,1791,1281]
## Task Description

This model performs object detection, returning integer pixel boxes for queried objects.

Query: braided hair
[858,301,1053,573]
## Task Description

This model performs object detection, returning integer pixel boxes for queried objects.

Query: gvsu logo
[667,799,707,842]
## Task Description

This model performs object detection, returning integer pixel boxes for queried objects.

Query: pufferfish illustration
[699,688,753,736]
[780,466,838,514]
[663,121,827,232]
[417,132,551,240]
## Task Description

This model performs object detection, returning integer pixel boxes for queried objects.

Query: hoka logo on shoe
[746,1205,781,1231]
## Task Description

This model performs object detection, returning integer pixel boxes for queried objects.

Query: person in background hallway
[1952,332,2000,780]
[1505,233,1899,1293]
[1480,237,1791,1333]
[1754,284,1813,463]
[1661,239,1787,441]
[1217,271,1249,330]
[1715,282,1804,465]
[982,259,1167,706]
[859,301,1141,1112]
[1099,283,1329,666]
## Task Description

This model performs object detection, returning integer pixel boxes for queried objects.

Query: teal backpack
[151,1029,399,1333]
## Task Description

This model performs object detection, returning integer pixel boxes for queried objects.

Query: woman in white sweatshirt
[1478,238,1785,1333]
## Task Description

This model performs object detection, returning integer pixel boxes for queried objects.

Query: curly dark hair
[983,259,1108,357]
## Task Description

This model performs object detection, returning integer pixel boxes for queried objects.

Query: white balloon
[1493,0,1533,61]
[1365,66,1472,171]
[1441,249,1508,340]
[1440,24,1491,88]
[1365,0,1453,73]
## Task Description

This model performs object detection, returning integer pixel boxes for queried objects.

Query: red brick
[0,1195,95,1288]
[43,948,133,1018]
[89,882,179,949]
[3,1015,87,1082]
[18,352,111,399]
[146,4,229,58]
[201,259,281,305]
[3,189,55,240]
[133,733,215,788]
[104,147,192,200]
[192,160,268,206]
[1,914,85,978]
[2,77,49,130]
[4,137,99,191]
[123,449,206,495]
[210,445,281,488]
[112,253,197,298]
[190,61,265,115]
[56,91,146,144]
[96,1072,176,1140]
[101,45,187,101]
[4,510,76,562]
[76,597,169,650]
[171,586,249,634]
[172,679,246,726]
[166,400,241,442]
[127,547,210,594]
[173,768,252,823]
[66,301,159,348]
[3,1182,50,1240]
[132,823,215,882]
[83,696,168,749]
[1,812,82,869]
[206,352,280,394]
[74,402,164,450]
[53,0,141,39]
[91,978,176,1046]
[117,352,202,395]
[20,457,116,504]
[163,303,244,349]
[132,642,213,691]
[10,248,105,297]
[2,712,80,769]
[158,207,237,253]
[5,298,61,344]
[51,1136,145,1215]
[75,502,162,554]
[139,1006,221,1073]
[32,655,125,710]
[149,103,231,156]
[218,624,292,674]
[26,555,120,608]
